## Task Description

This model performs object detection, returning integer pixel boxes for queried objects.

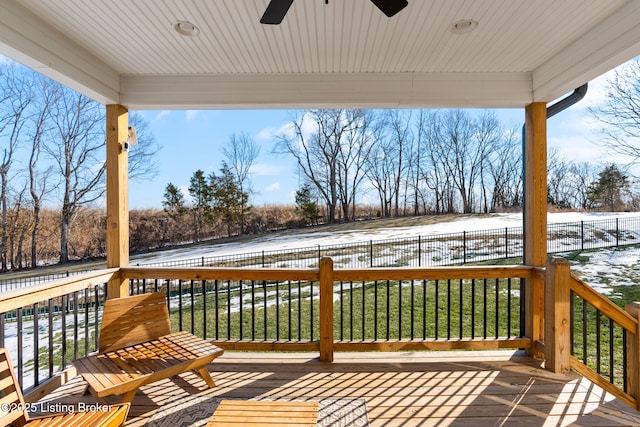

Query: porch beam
[524,102,547,357]
[106,104,129,299]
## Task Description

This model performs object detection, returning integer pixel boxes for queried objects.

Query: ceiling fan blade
[370,0,408,17]
[260,0,294,25]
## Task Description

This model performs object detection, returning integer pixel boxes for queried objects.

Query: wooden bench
[73,292,224,403]
[0,348,129,427]
[206,400,319,426]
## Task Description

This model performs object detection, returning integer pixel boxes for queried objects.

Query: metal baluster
[202,280,207,339]
[339,281,344,341]
[73,292,79,361]
[350,281,354,341]
[17,307,23,388]
[374,281,378,340]
[263,281,267,340]
[483,279,488,339]
[494,279,499,339]
[609,318,614,383]
[386,280,391,340]
[33,302,39,386]
[459,280,463,338]
[434,280,439,340]
[471,279,476,339]
[48,299,54,377]
[507,278,512,337]
[362,281,366,341]
[447,280,451,340]
[251,281,255,341]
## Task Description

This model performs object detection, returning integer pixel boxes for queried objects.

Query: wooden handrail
[120,266,319,282]
[569,273,637,333]
[333,265,534,282]
[0,268,119,313]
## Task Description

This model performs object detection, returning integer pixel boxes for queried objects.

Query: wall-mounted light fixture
[121,126,138,152]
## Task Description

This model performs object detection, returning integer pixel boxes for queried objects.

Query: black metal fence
[140,216,640,270]
[3,215,640,291]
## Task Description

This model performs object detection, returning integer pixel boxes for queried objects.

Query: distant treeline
[2,204,387,271]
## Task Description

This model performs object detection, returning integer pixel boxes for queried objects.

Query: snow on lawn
[9,211,640,390]
[565,245,640,295]
[133,212,638,264]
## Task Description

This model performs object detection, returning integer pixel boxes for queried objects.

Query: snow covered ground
[132,211,640,267]
[8,211,640,390]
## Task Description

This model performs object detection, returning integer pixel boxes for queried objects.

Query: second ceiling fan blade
[261,0,294,25]
[370,0,408,17]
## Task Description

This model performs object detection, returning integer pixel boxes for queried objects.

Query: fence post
[370,240,373,268]
[463,231,467,264]
[418,236,421,267]
[625,302,640,410]
[616,218,620,247]
[319,257,334,362]
[505,228,508,259]
[581,221,584,251]
[544,257,572,373]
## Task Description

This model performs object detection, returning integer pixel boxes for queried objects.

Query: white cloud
[154,110,171,121]
[185,110,199,121]
[256,126,278,142]
[265,182,280,192]
[251,163,283,176]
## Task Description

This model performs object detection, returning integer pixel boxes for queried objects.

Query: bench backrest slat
[99,292,172,353]
[0,348,28,426]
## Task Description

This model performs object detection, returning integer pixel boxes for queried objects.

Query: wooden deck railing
[121,258,533,361]
[3,257,640,412]
[545,257,640,410]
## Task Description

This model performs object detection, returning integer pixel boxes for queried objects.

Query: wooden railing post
[544,257,571,373]
[625,302,640,410]
[319,257,334,362]
[106,104,130,299]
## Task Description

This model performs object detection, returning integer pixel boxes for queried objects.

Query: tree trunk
[59,206,72,263]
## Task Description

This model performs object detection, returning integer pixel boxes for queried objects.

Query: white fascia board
[533,0,640,102]
[0,0,120,105]
[120,72,533,110]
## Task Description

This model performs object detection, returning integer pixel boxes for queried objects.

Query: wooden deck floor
[41,350,640,426]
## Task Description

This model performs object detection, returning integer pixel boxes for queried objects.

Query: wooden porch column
[106,104,129,299]
[524,102,547,357]
[544,257,571,373]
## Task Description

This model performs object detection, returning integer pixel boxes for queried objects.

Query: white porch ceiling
[1,0,640,109]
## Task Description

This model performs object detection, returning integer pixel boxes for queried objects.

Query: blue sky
[129,69,619,210]
[1,53,627,210]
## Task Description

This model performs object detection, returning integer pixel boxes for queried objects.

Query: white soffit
[0,0,639,109]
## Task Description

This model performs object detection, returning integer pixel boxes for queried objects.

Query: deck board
[38,350,640,426]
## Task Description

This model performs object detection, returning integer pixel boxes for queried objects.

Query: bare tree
[222,132,259,234]
[487,125,521,211]
[0,63,33,270]
[433,110,478,213]
[28,74,56,267]
[275,109,363,223]
[365,115,396,217]
[46,85,104,262]
[386,110,412,216]
[589,58,640,162]
[335,109,374,221]
[570,162,597,209]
